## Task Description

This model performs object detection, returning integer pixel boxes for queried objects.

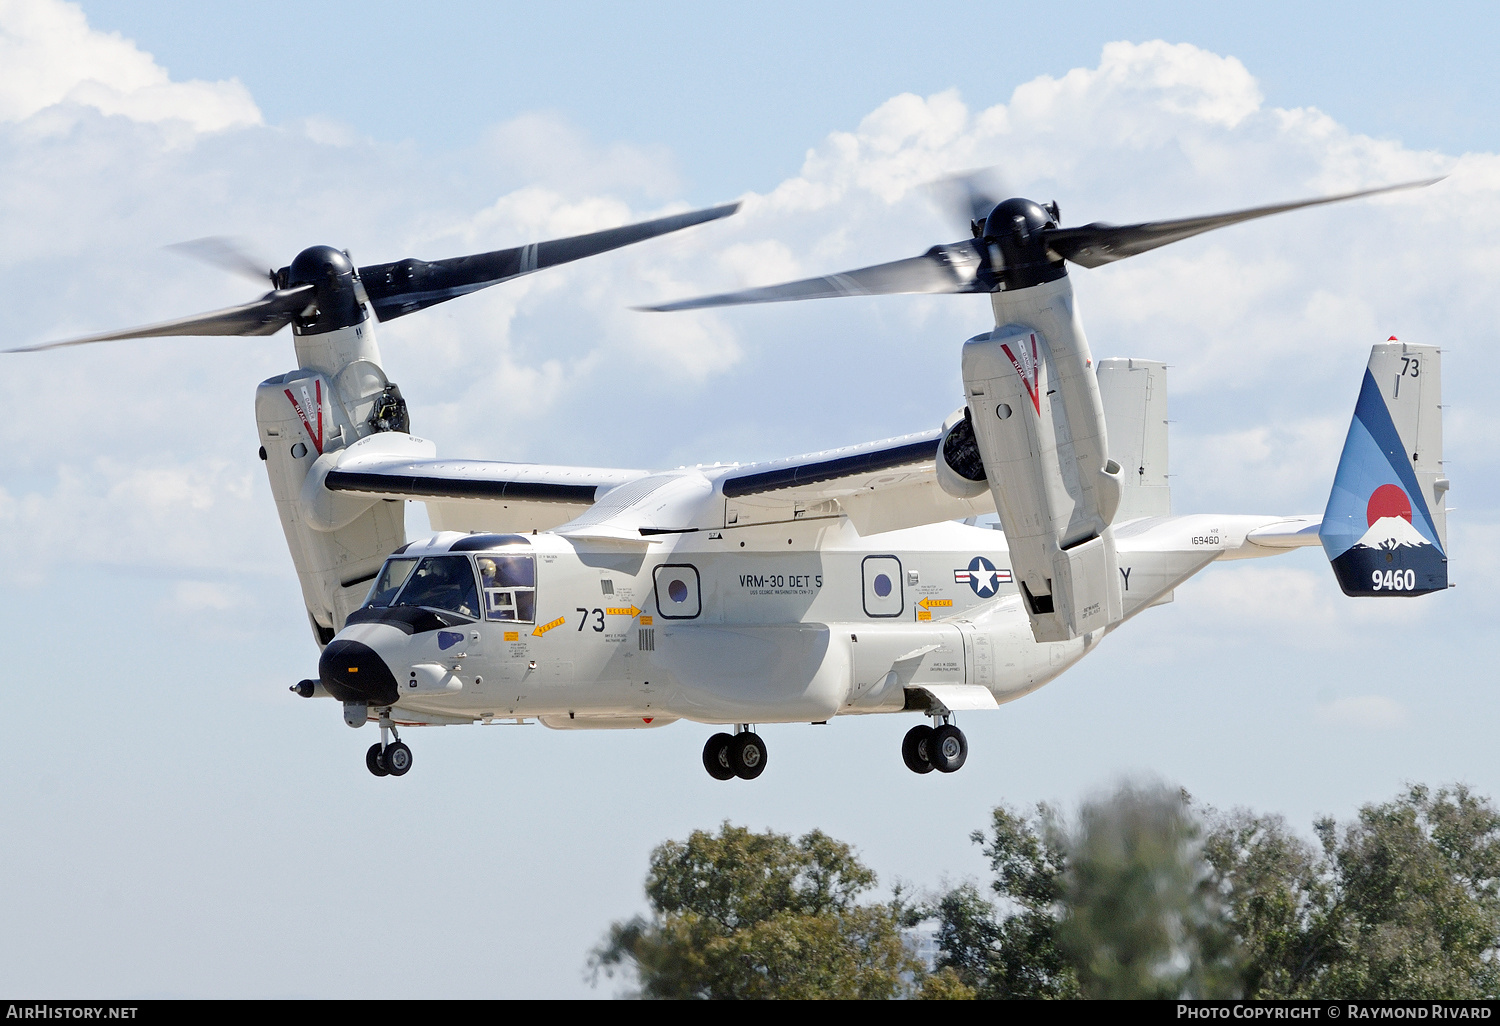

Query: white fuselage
[345,518,1097,730]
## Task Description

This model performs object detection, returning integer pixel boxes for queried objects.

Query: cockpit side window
[365,557,419,608]
[393,555,481,619]
[477,554,537,623]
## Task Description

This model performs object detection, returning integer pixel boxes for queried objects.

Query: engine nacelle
[256,316,418,647]
[935,408,988,499]
[961,275,1124,643]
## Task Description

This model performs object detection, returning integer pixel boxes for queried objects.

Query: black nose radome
[319,640,399,705]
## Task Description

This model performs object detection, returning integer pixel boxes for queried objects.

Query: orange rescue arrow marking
[606,606,642,617]
[918,597,953,609]
[532,616,567,637]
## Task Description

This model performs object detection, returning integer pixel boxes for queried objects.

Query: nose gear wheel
[365,712,413,778]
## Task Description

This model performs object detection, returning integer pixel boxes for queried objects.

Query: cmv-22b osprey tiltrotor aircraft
[7,176,1450,779]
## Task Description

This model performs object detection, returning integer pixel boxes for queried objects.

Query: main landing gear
[902,717,967,775]
[703,726,767,780]
[366,710,413,778]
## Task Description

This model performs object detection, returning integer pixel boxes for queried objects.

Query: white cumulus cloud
[0,0,260,132]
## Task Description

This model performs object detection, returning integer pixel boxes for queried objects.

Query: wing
[715,429,994,535]
[323,429,991,541]
[323,456,648,534]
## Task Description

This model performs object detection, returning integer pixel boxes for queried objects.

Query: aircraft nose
[319,639,400,705]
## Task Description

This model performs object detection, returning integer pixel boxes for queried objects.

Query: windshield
[477,554,537,623]
[365,557,418,608]
[373,555,480,619]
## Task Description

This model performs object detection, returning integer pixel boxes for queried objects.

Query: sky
[1,0,1497,999]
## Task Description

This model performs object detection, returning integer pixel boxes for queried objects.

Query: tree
[1200,809,1328,997]
[933,782,1500,1000]
[1206,784,1500,998]
[591,822,924,999]
[594,783,1500,999]
[931,783,1236,998]
[925,805,1080,998]
[1057,784,1239,998]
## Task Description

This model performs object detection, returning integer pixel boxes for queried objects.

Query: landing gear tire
[929,724,967,773]
[366,743,389,777]
[383,741,413,776]
[902,725,936,774]
[703,733,736,780]
[730,732,767,780]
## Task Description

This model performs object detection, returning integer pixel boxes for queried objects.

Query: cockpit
[365,555,481,619]
[355,537,538,628]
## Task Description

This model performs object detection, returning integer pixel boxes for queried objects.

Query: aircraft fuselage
[323,518,1092,730]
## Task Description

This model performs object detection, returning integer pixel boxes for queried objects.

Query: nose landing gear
[365,710,413,778]
[702,725,767,780]
[902,717,967,775]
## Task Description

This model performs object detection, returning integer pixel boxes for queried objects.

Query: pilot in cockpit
[409,557,480,619]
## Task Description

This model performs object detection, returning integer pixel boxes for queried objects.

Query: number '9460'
[1372,568,1416,591]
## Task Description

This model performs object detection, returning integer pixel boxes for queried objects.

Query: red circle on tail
[1366,483,1412,526]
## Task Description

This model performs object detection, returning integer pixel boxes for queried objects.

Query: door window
[654,564,701,619]
[862,555,904,617]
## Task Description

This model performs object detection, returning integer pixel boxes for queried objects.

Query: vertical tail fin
[1320,340,1449,596]
[1097,358,1170,521]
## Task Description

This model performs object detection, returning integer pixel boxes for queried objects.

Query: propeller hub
[981,198,1066,291]
[280,245,368,335]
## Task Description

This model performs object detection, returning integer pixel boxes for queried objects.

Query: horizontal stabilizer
[1319,341,1448,597]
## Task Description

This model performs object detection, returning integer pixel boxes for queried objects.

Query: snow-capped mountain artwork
[1354,515,1431,550]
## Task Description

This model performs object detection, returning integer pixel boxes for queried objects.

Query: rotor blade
[638,242,988,312]
[360,202,740,322]
[167,236,276,286]
[1045,177,1443,268]
[926,167,1009,233]
[3,285,315,353]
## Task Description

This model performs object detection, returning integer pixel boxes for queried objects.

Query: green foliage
[595,783,1500,1000]
[929,783,1234,998]
[928,781,1500,1000]
[1057,785,1239,998]
[929,806,1079,998]
[1201,810,1327,997]
[1206,784,1500,999]
[591,822,924,999]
